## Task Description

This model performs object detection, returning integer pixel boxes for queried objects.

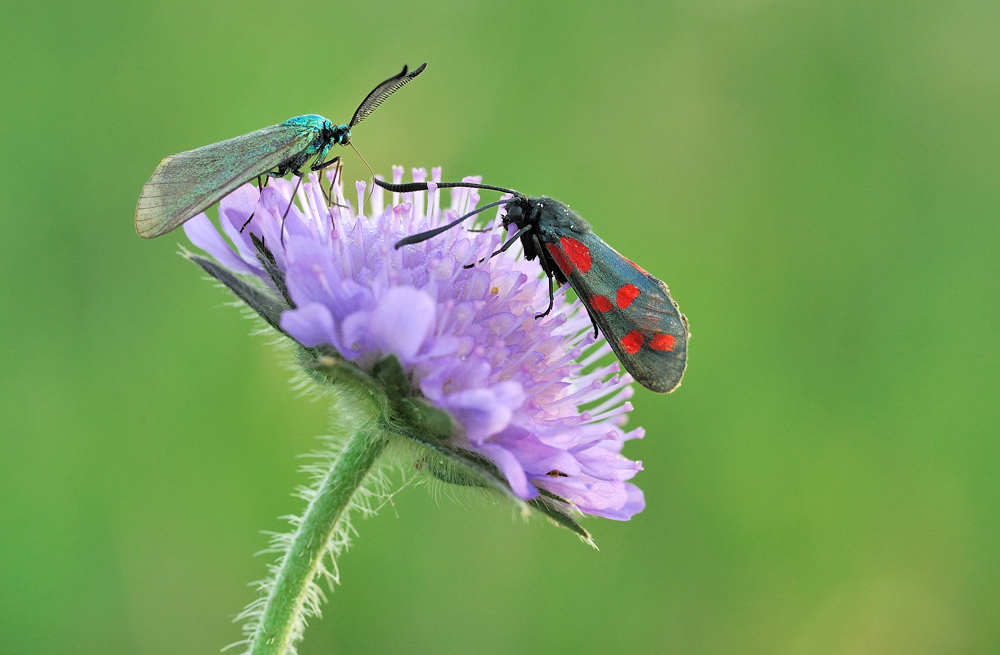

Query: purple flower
[184,166,645,522]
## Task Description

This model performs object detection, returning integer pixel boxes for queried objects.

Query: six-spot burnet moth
[374,177,689,393]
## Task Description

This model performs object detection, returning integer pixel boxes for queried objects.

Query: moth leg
[280,172,306,247]
[324,159,348,209]
[314,163,334,207]
[310,156,350,210]
[244,168,287,233]
[463,227,527,269]
[311,154,341,172]
[532,234,557,320]
[299,151,340,209]
[536,273,555,320]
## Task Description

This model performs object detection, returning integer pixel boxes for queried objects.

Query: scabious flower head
[183,166,645,522]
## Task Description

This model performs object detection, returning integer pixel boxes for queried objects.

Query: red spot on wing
[616,284,640,309]
[624,257,647,275]
[591,295,613,312]
[649,333,676,352]
[621,330,644,354]
[545,243,573,276]
[560,237,592,273]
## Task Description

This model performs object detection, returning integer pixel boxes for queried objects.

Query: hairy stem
[249,410,389,655]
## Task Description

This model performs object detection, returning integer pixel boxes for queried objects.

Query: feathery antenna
[350,63,427,128]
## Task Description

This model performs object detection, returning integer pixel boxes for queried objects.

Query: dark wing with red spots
[540,230,689,393]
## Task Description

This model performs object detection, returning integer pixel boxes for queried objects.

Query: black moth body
[378,178,689,393]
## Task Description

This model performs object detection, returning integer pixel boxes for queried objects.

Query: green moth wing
[135,123,316,239]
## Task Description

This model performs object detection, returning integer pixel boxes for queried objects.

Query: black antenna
[395,198,516,248]
[349,63,427,128]
[373,177,522,197]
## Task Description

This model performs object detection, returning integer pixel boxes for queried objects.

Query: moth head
[501,197,533,231]
[331,123,351,146]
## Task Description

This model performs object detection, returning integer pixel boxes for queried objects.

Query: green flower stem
[249,392,389,655]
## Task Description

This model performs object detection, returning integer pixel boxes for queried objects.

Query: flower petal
[367,286,436,361]
[585,483,645,521]
[280,302,339,349]
[478,443,536,499]
[183,213,258,276]
[442,381,525,443]
[218,184,263,263]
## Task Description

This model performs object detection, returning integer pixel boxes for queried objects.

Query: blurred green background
[2,0,998,653]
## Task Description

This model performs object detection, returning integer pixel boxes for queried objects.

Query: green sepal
[530,489,594,546]
[370,355,410,396]
[303,351,387,411]
[418,446,593,544]
[405,437,530,510]
[305,355,527,509]
[183,249,289,332]
[304,352,592,541]
[370,357,455,444]
[182,318,592,543]
[250,233,294,308]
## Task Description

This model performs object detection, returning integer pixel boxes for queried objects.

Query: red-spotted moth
[374,178,689,393]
